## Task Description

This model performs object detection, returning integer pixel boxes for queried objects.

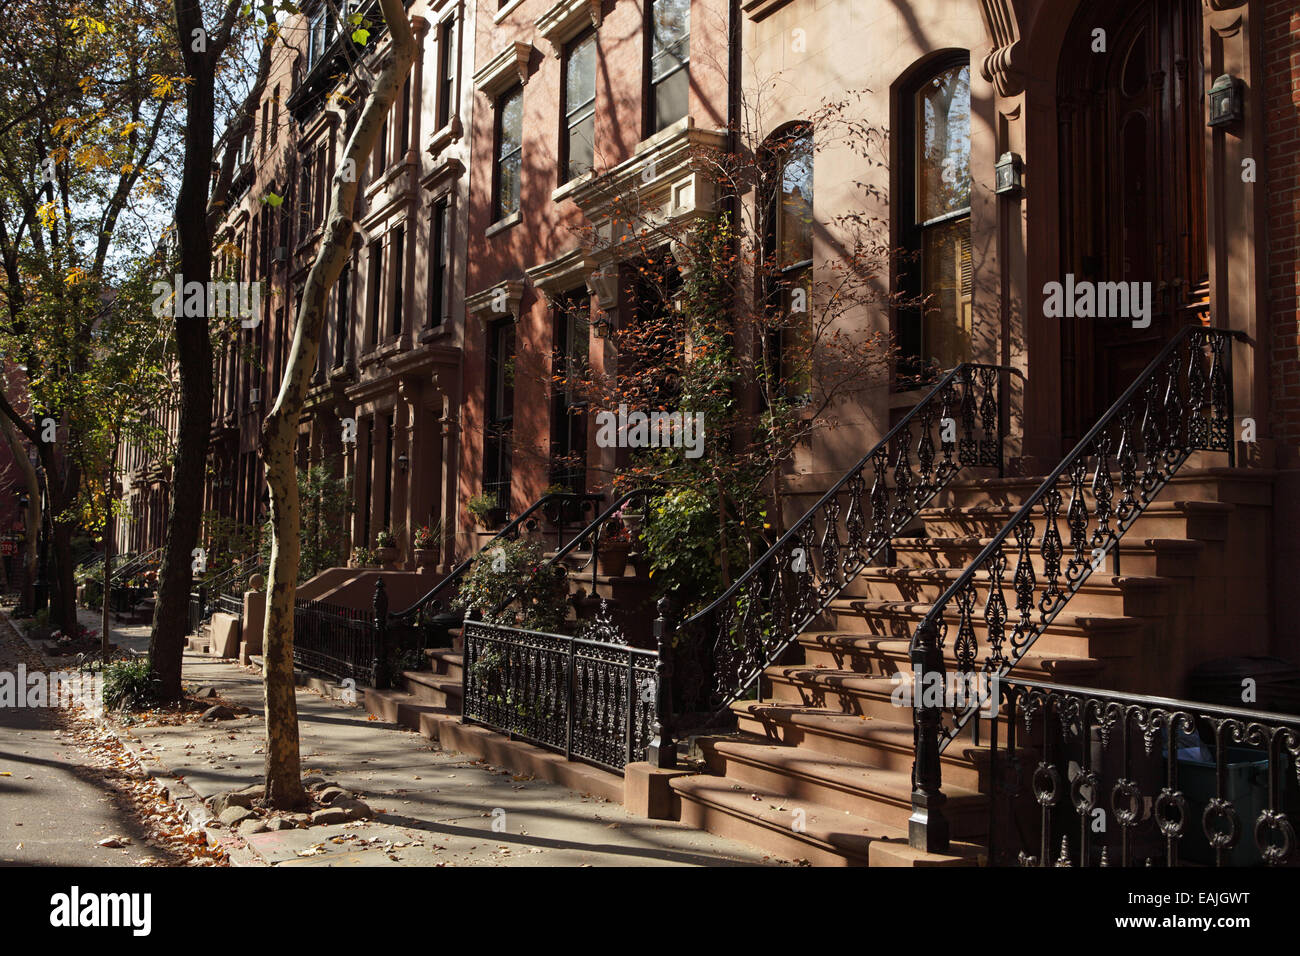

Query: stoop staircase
[668,328,1260,865]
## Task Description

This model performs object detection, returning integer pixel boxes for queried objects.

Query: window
[561,30,597,182]
[900,58,972,378]
[367,239,383,345]
[271,85,279,145]
[333,266,350,368]
[436,17,457,130]
[374,118,387,177]
[398,77,411,157]
[494,86,523,221]
[766,127,813,396]
[260,99,269,155]
[313,143,327,227]
[308,9,327,69]
[381,413,394,530]
[298,154,312,237]
[647,0,689,135]
[390,224,404,336]
[429,198,449,328]
[484,320,515,510]
[550,294,590,491]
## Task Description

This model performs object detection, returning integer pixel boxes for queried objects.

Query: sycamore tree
[539,93,905,607]
[257,0,416,808]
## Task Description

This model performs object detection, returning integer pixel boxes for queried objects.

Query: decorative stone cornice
[525,247,593,298]
[977,0,1024,98]
[567,118,729,263]
[466,279,525,324]
[473,41,533,98]
[535,0,604,58]
[741,0,794,21]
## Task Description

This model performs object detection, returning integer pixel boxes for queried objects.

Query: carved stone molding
[473,41,533,98]
[536,0,604,58]
[466,279,525,324]
[977,0,1025,98]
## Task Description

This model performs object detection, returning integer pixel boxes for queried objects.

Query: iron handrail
[389,491,603,621]
[680,363,1017,634]
[909,326,1241,663]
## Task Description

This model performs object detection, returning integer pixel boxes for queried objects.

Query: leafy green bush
[641,487,754,613]
[102,658,161,711]
[453,538,568,632]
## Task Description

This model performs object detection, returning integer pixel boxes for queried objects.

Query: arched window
[764,124,813,397]
[899,56,971,380]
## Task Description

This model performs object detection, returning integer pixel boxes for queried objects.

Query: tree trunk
[260,0,417,810]
[148,46,216,702]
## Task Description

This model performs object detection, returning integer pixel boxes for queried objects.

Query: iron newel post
[373,577,389,690]
[647,597,677,769]
[910,619,950,853]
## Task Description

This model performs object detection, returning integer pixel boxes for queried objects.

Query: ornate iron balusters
[909,328,1241,854]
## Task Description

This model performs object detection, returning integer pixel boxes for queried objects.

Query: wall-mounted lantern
[1208,74,1243,128]
[995,151,1023,195]
[396,453,409,473]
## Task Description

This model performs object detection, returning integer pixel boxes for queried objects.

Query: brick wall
[1264,0,1300,443]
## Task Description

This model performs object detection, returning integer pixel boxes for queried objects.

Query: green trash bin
[1173,744,1272,867]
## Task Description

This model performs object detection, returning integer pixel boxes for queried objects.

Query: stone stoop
[669,466,1272,865]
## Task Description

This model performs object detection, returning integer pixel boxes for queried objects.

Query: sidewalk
[68,612,787,867]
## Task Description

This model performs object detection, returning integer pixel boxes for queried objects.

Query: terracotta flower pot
[414,548,439,573]
[597,542,631,577]
[374,546,399,569]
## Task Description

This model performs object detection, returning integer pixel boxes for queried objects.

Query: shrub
[102,658,161,711]
[453,538,568,632]
[466,493,497,528]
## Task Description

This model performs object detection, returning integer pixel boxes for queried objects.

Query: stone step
[918,499,1232,543]
[890,535,1206,578]
[837,566,1173,616]
[795,631,1109,679]
[696,736,988,839]
[400,669,463,709]
[424,649,463,681]
[764,654,1097,723]
[936,468,1271,510]
[814,606,1145,660]
[670,773,906,866]
[729,703,1011,790]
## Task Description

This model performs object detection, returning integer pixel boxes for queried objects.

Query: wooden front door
[1057,0,1208,447]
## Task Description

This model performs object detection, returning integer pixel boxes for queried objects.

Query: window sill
[552,171,593,204]
[485,210,522,237]
[427,116,463,157]
[419,324,451,344]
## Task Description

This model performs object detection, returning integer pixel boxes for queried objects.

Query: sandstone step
[890,535,1206,578]
[838,565,1173,616]
[815,606,1144,660]
[424,649,463,681]
[795,631,1110,678]
[936,468,1270,510]
[670,773,906,866]
[764,655,1099,723]
[918,499,1231,542]
[729,703,1008,790]
[400,669,463,709]
[696,736,988,838]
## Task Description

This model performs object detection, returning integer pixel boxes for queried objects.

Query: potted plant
[350,546,376,569]
[596,515,633,577]
[373,529,398,568]
[466,492,499,530]
[412,522,441,572]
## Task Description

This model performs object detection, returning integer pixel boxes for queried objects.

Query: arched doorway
[1056,0,1208,445]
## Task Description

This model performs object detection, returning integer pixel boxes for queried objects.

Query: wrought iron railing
[649,363,1013,749]
[190,554,265,631]
[386,491,601,651]
[908,326,1241,852]
[293,596,381,687]
[988,677,1299,867]
[462,617,658,772]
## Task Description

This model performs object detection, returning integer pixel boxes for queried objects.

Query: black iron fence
[462,617,658,772]
[990,677,1300,867]
[292,596,382,687]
